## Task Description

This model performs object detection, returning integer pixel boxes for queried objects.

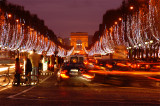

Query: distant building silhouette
[70,32,88,54]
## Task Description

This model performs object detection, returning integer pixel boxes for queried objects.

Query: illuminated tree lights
[86,0,160,58]
[0,8,72,57]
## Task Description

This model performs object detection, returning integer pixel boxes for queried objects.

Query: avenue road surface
[0,71,160,106]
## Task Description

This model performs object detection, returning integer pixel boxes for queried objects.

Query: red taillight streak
[49,64,54,67]
[154,66,160,68]
[137,64,140,68]
[131,64,137,68]
[88,70,160,75]
[145,65,149,69]
[61,70,67,74]
[84,61,88,65]
[96,60,98,64]
[147,76,160,81]
[94,65,101,69]
[106,64,113,68]
[60,74,69,78]
[60,70,69,78]
[138,62,160,65]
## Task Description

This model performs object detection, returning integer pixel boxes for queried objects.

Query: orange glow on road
[0,65,15,72]
[0,85,12,92]
[60,74,69,79]
[82,74,94,79]
[60,70,69,78]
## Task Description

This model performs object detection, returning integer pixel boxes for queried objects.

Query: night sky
[7,0,123,38]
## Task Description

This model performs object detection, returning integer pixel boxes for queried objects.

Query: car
[57,55,87,81]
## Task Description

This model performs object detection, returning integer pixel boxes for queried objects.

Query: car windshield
[70,56,84,63]
[70,57,78,63]
[79,57,84,63]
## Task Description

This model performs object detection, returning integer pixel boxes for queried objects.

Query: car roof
[70,55,84,57]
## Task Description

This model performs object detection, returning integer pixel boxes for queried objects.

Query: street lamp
[130,6,134,10]
[150,40,153,44]
[8,14,12,18]
[118,17,122,21]
[16,19,19,23]
[134,45,137,48]
[145,42,148,45]
[138,44,142,59]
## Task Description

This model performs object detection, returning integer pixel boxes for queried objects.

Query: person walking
[15,58,22,86]
[29,49,40,80]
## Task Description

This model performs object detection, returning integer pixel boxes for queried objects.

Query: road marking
[7,75,51,99]
[0,85,12,92]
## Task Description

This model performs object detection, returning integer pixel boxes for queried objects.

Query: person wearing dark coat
[24,57,32,76]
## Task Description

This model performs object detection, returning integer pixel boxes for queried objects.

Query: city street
[0,71,160,105]
[1,0,160,105]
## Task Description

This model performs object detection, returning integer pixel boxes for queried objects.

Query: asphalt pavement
[0,69,160,105]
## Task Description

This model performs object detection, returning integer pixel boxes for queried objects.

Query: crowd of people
[14,49,64,86]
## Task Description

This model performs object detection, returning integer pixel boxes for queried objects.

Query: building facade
[70,32,88,54]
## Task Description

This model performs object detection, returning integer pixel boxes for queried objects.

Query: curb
[40,72,54,76]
